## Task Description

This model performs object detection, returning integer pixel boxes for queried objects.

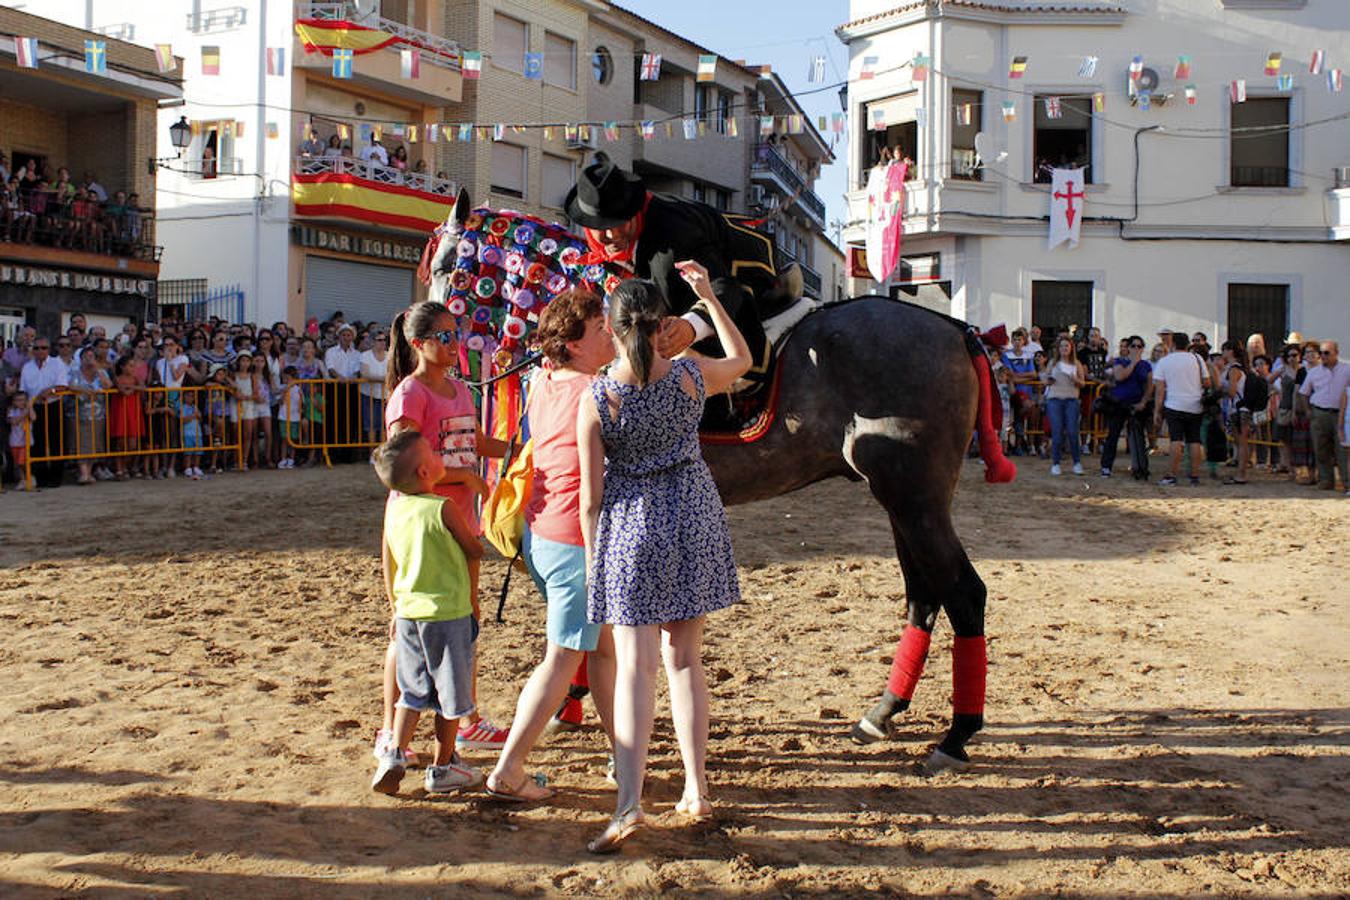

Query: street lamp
[169,116,192,155]
[838,83,848,113]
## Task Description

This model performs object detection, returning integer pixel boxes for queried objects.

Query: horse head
[425,187,472,304]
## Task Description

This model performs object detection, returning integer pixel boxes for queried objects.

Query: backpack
[1241,368,1269,412]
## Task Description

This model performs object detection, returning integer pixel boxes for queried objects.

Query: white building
[837,0,1350,347]
[43,0,465,327]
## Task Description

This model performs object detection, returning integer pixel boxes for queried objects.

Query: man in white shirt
[324,323,364,457]
[1151,330,1211,487]
[359,139,389,167]
[1299,340,1349,489]
[19,337,70,488]
[1024,325,1044,356]
[81,172,107,203]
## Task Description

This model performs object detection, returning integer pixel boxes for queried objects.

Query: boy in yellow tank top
[371,428,485,796]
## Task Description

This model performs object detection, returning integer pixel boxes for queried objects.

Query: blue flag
[524,52,543,79]
[84,39,106,74]
[332,48,353,79]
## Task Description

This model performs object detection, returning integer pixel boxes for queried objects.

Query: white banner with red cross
[1048,167,1086,250]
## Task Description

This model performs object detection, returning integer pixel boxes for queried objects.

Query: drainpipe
[252,0,268,323]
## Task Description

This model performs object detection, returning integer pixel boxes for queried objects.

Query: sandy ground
[1,458,1347,898]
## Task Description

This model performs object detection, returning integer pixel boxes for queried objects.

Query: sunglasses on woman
[430,330,457,346]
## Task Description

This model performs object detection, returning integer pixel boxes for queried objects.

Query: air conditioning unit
[1335,166,1350,189]
[565,134,597,152]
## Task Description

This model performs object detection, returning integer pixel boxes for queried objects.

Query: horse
[422,194,1016,772]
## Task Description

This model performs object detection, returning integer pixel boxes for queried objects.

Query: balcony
[295,2,462,106]
[291,155,459,233]
[1331,166,1350,240]
[751,144,826,228]
[774,245,824,300]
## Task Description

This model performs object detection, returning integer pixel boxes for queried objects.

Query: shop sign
[293,225,423,265]
[0,264,155,297]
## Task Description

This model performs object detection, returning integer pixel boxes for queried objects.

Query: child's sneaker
[372,728,395,760]
[371,747,406,795]
[424,757,483,793]
[456,718,509,750]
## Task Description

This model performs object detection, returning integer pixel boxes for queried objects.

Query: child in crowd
[205,363,232,474]
[249,353,273,470]
[370,428,485,796]
[180,394,204,479]
[231,353,255,471]
[995,364,1014,454]
[277,365,303,470]
[7,391,35,491]
[108,356,144,480]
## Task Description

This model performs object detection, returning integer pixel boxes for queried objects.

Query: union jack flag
[640,52,661,81]
[1044,96,1062,119]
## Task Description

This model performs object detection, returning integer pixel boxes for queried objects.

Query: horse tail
[963,331,1017,484]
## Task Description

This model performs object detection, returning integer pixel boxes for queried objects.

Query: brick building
[0,7,183,342]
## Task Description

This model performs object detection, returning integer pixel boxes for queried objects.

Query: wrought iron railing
[185,6,247,33]
[294,155,458,197]
[185,157,245,180]
[752,144,826,223]
[297,2,462,69]
[798,260,823,296]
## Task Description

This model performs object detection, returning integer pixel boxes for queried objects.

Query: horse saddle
[700,296,818,438]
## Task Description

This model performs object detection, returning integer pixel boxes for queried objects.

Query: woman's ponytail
[607,280,667,387]
[386,301,451,395]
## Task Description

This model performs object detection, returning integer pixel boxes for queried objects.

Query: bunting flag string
[14,36,38,69]
[1174,55,1191,79]
[1230,79,1247,104]
[1309,50,1324,75]
[462,51,482,79]
[1129,55,1144,82]
[860,55,878,80]
[911,54,929,82]
[155,43,176,73]
[202,45,221,76]
[1264,51,1282,76]
[1001,100,1016,122]
[1044,96,1062,119]
[524,52,543,79]
[1009,55,1027,79]
[640,52,661,81]
[332,47,353,79]
[808,55,826,83]
[84,39,106,74]
[401,48,420,80]
[1276,73,1293,91]
[1092,91,1106,112]
[1184,84,1197,105]
[1078,55,1098,79]
[1331,69,1344,93]
[697,54,717,82]
[266,46,285,76]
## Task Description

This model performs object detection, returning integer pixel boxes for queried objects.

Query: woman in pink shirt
[486,289,618,802]
[373,301,513,762]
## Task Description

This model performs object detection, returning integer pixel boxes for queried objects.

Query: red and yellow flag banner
[295,19,398,56]
[292,171,457,233]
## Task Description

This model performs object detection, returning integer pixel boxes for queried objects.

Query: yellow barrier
[280,378,386,467]
[20,384,244,487]
[1012,381,1110,443]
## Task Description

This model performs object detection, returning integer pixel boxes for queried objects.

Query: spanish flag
[292,172,457,232]
[295,19,397,56]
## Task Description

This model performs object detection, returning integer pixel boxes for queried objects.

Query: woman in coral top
[485,289,618,802]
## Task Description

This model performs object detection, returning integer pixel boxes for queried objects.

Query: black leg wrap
[852,690,911,744]
[936,713,984,761]
[566,683,591,701]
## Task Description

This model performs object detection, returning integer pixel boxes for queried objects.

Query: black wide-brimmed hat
[563,152,646,229]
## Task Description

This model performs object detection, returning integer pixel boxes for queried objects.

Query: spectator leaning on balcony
[81,171,107,203]
[324,134,342,158]
[360,138,389,167]
[300,129,325,157]
[1300,340,1350,491]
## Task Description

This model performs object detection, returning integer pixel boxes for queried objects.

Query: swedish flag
[332,48,353,79]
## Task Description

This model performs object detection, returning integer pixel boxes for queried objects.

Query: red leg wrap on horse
[572,653,590,690]
[971,353,1017,484]
[886,628,933,701]
[952,635,987,715]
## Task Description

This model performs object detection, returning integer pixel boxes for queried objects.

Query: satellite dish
[973,131,1007,166]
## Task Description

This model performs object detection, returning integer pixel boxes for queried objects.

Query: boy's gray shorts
[394,616,477,720]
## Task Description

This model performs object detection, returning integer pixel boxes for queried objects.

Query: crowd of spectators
[2,311,390,491]
[0,153,147,256]
[995,324,1349,491]
[295,129,454,194]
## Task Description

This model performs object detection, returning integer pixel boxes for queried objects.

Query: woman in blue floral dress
[577,261,751,854]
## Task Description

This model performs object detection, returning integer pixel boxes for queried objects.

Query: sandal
[1222,477,1248,485]
[674,795,713,821]
[587,805,645,854]
[485,771,554,803]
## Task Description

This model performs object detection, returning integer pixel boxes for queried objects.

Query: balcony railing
[799,260,823,297]
[185,6,247,33]
[295,155,458,197]
[185,157,245,180]
[752,143,826,224]
[298,2,462,69]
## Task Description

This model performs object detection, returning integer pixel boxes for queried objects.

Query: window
[197,120,236,178]
[950,89,982,181]
[716,91,732,135]
[714,188,730,211]
[544,31,575,90]
[490,143,526,199]
[593,46,613,85]
[541,153,575,209]
[861,93,919,188]
[1033,95,1092,184]
[493,12,526,74]
[1227,283,1289,348]
[692,183,707,204]
[1231,97,1290,187]
[1031,280,1093,348]
[695,84,708,122]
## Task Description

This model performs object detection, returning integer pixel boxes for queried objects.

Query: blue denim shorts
[524,527,601,652]
[394,615,477,720]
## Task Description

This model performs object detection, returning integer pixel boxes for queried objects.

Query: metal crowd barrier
[281,378,386,467]
[1011,381,1110,443]
[19,384,244,487]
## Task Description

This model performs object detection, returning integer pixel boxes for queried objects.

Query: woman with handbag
[485,288,619,803]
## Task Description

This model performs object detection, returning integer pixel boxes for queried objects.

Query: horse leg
[851,501,988,771]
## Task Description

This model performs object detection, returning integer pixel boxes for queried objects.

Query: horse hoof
[850,717,889,745]
[924,748,969,775]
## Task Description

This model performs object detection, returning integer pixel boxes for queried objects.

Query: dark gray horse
[426,202,1012,771]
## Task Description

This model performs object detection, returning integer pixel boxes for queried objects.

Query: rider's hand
[656,317,696,358]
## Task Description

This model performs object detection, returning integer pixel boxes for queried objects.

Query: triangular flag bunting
[1129,55,1144,81]
[640,121,655,140]
[1330,69,1344,93]
[1277,74,1293,91]
[1044,96,1062,119]
[266,122,279,139]
[697,54,716,82]
[760,116,774,137]
[727,116,738,138]
[871,107,886,131]
[682,118,698,140]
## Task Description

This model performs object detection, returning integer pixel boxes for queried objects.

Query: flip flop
[485,772,553,803]
[1222,477,1248,485]
[587,806,644,854]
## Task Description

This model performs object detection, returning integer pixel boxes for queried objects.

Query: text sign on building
[293,225,424,265]
[0,265,155,298]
